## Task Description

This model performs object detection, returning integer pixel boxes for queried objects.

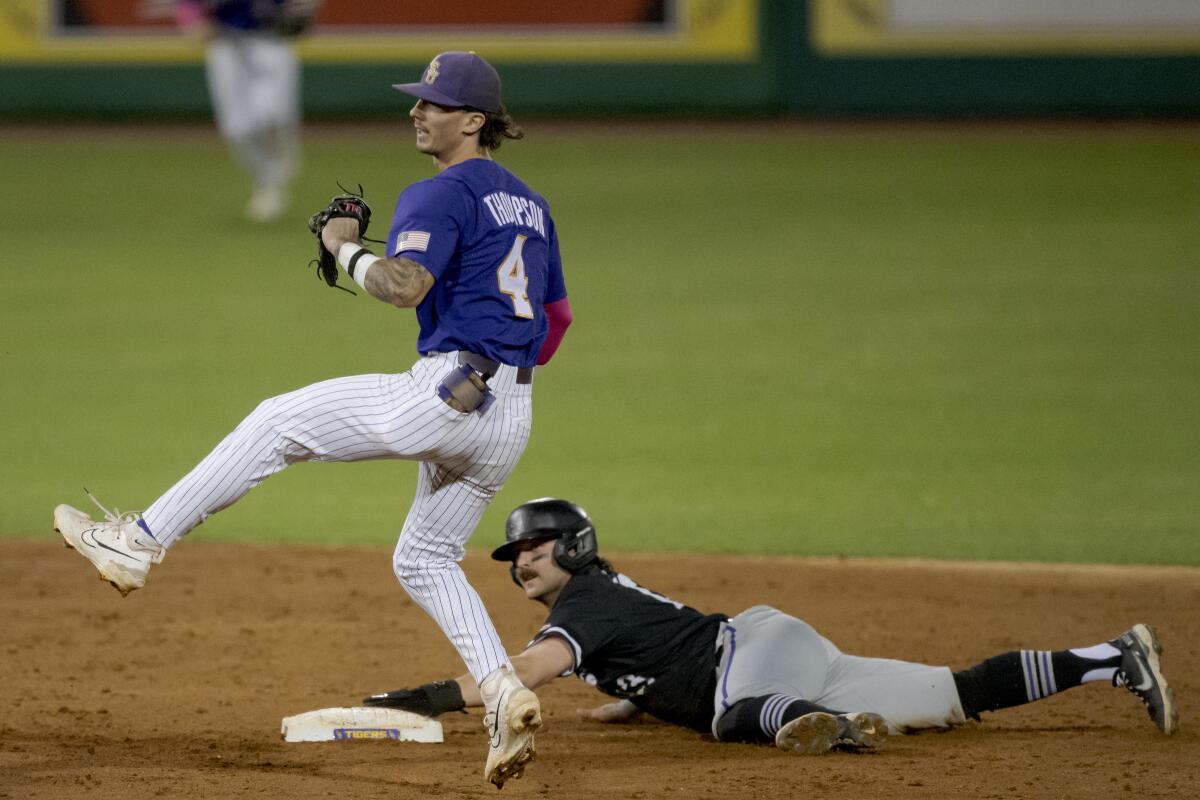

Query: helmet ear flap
[553,525,597,573]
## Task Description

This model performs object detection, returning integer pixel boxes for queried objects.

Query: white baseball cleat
[775,711,890,755]
[54,500,163,597]
[479,666,542,788]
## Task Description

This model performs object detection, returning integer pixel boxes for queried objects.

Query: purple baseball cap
[393,51,503,114]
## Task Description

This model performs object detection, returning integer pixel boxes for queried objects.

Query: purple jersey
[386,159,566,369]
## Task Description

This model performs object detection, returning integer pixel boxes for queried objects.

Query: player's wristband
[337,242,381,290]
[423,680,466,715]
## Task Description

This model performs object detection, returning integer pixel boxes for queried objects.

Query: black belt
[457,352,533,385]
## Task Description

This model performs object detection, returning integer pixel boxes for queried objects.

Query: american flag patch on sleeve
[396,231,431,254]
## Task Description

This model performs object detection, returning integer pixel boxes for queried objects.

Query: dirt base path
[2,539,1196,799]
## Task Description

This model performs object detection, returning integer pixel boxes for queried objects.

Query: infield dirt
[2,539,1196,799]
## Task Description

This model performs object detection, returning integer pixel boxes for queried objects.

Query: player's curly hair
[478,105,524,150]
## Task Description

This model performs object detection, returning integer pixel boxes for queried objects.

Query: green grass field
[2,121,1196,564]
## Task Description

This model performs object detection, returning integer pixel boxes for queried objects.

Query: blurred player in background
[144,0,319,221]
[363,498,1179,755]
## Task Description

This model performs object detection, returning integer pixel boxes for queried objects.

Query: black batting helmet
[491,497,598,575]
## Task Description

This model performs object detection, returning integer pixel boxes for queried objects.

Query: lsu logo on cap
[423,57,440,85]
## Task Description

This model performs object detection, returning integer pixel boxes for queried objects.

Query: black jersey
[529,571,728,732]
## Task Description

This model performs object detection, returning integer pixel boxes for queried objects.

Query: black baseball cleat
[775,711,890,755]
[1111,624,1178,735]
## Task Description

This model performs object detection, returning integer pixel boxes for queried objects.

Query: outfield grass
[2,122,1196,564]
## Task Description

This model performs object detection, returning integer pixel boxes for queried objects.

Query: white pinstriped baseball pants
[142,352,532,684]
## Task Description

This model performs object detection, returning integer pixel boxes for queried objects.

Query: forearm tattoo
[365,256,430,307]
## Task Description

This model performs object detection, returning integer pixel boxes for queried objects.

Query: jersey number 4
[496,234,534,319]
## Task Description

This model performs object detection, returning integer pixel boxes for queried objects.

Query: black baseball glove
[362,680,466,717]
[308,184,373,294]
[274,0,320,37]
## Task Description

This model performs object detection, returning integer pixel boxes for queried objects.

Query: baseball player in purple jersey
[53,51,571,788]
[363,500,1178,754]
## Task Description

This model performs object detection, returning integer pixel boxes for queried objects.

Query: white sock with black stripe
[1070,642,1121,684]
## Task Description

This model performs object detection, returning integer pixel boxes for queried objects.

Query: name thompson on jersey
[482,190,547,236]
